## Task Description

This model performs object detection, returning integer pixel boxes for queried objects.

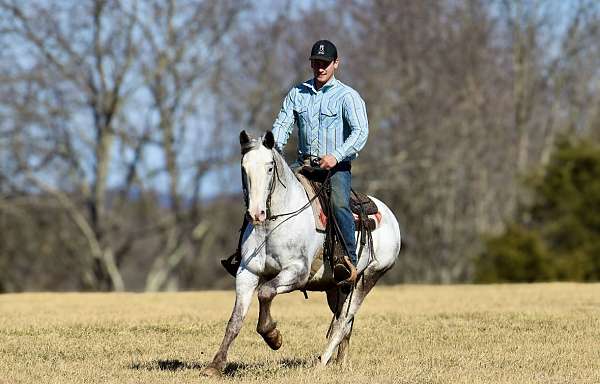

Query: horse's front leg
[256,265,308,350]
[202,271,259,377]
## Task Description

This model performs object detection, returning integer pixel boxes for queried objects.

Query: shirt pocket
[320,105,338,130]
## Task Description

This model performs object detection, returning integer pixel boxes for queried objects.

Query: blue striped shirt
[272,76,368,163]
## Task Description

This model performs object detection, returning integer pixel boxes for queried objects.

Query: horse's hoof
[200,365,222,377]
[315,355,328,368]
[263,328,283,350]
[311,355,325,368]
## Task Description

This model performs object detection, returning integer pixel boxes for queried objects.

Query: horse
[201,130,401,376]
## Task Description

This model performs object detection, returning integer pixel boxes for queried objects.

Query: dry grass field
[0,284,599,383]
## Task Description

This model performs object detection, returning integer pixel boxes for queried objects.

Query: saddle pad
[295,172,327,232]
[295,172,381,232]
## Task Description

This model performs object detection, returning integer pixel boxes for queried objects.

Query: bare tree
[0,0,140,290]
[136,0,247,291]
[222,0,600,283]
[2,0,600,290]
[0,0,247,291]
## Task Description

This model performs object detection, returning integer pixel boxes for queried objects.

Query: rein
[240,144,332,268]
[242,146,362,266]
[268,158,331,222]
[242,146,331,223]
[265,152,287,219]
[242,143,364,309]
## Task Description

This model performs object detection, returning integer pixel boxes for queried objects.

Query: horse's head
[240,130,277,224]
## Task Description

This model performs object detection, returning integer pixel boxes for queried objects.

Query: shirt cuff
[275,141,285,152]
[332,149,345,163]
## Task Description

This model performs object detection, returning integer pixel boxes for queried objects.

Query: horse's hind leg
[202,272,259,377]
[325,288,347,364]
[320,269,381,366]
[335,321,353,365]
[256,266,308,350]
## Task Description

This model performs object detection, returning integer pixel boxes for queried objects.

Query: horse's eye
[268,167,273,173]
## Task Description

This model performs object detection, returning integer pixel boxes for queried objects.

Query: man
[222,39,369,282]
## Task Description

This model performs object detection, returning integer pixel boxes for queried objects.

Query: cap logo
[318,44,325,55]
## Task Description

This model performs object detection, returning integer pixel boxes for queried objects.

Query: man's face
[311,58,339,85]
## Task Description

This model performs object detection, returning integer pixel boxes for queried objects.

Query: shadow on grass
[129,357,314,377]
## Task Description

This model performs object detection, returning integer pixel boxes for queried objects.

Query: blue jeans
[330,168,357,265]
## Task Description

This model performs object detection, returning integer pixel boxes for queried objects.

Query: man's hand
[319,154,338,170]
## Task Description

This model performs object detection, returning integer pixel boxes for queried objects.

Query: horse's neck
[270,151,307,213]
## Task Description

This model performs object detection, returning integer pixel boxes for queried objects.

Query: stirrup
[220,253,240,277]
[333,256,357,286]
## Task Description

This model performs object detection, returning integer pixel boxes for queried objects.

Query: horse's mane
[272,149,292,179]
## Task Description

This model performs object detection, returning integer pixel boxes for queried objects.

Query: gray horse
[202,131,401,376]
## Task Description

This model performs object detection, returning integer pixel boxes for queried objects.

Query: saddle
[295,166,382,233]
[294,163,380,287]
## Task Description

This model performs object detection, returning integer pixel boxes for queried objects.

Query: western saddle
[295,163,380,286]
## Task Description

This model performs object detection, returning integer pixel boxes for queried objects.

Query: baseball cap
[309,40,337,62]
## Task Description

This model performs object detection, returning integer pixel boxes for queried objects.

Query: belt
[300,154,351,172]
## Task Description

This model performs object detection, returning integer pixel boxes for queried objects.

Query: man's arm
[271,88,296,152]
[331,91,369,163]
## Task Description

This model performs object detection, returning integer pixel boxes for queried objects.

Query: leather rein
[241,143,329,223]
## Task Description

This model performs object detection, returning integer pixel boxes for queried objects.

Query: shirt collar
[303,76,338,94]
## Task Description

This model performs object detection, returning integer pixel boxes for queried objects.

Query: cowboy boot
[220,252,240,277]
[333,255,357,286]
[220,217,249,277]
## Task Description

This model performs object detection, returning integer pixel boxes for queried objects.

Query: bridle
[241,141,328,223]
[239,134,361,302]
[240,139,287,220]
[264,150,287,219]
[238,137,339,295]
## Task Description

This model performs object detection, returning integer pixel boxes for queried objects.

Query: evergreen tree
[475,137,600,282]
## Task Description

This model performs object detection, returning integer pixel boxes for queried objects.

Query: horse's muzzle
[248,209,267,224]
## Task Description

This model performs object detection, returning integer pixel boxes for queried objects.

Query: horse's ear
[263,131,275,149]
[240,130,250,146]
